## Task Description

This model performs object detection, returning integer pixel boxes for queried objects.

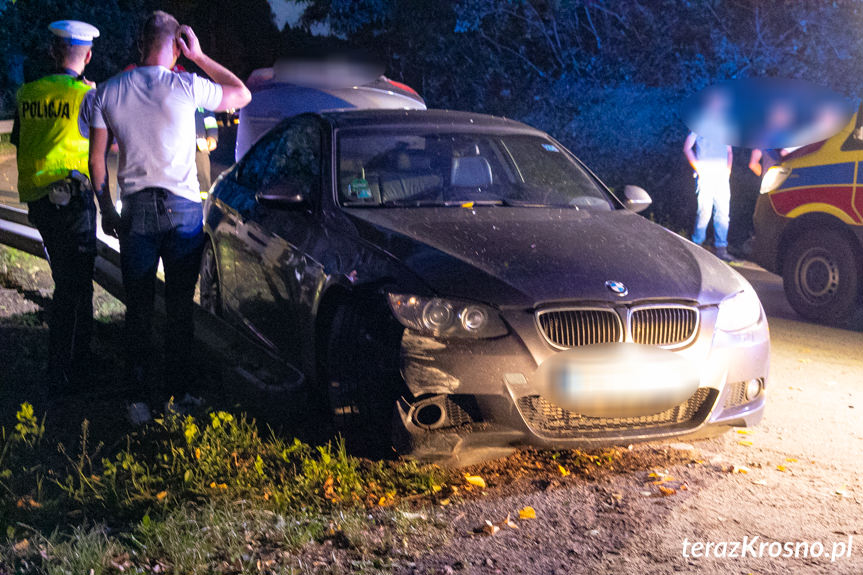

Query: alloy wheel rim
[796,248,840,304]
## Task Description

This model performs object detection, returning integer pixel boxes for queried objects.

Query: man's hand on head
[176,25,204,63]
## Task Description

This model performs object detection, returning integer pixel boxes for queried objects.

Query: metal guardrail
[0,201,304,393]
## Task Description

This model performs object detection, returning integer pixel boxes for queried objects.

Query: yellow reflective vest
[16,75,92,202]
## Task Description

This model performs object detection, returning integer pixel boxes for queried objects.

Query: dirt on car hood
[344,207,744,308]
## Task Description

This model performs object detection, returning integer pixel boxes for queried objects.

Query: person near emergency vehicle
[11,20,100,391]
[89,11,251,424]
[683,131,734,262]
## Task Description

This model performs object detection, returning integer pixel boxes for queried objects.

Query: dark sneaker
[714,247,735,262]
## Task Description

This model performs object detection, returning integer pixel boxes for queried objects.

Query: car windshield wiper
[375,198,571,208]
[379,198,452,207]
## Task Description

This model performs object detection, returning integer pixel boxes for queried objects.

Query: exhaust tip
[413,398,446,429]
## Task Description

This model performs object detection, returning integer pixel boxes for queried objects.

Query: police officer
[11,20,100,391]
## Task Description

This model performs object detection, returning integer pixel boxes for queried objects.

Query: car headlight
[386,293,508,339]
[715,286,763,332]
[760,165,790,194]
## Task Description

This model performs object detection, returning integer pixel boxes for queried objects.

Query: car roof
[320,109,546,135]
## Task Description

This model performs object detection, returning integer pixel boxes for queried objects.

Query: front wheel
[782,229,861,325]
[322,299,404,457]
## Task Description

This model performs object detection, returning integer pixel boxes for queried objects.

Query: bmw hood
[344,207,745,308]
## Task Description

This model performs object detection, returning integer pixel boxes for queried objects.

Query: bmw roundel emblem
[605,280,629,297]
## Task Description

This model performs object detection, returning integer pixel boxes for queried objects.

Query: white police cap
[48,20,100,46]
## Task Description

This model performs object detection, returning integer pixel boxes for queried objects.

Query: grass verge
[0,404,450,573]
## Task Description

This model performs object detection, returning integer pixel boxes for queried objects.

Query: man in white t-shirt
[89,11,250,422]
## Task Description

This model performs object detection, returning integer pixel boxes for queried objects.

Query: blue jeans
[118,188,204,399]
[691,171,730,248]
[27,187,97,387]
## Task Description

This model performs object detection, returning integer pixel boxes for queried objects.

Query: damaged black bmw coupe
[201,109,769,462]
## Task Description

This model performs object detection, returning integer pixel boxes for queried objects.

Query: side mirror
[256,181,307,207]
[623,185,652,213]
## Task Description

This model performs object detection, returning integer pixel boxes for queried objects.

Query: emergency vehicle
[752,107,863,324]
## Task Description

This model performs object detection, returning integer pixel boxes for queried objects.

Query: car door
[209,128,287,318]
[231,116,326,366]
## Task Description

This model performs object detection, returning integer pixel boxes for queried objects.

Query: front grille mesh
[516,388,716,438]
[631,307,698,347]
[537,309,622,348]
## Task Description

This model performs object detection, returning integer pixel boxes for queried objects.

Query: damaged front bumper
[392,304,769,464]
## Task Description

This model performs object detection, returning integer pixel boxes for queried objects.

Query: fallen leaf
[518,506,536,520]
[658,485,676,496]
[156,491,168,501]
[785,458,798,463]
[464,474,487,489]
[648,472,674,483]
[732,465,751,474]
[738,440,753,447]
[502,514,519,529]
[736,429,753,435]
[323,476,337,500]
[16,497,40,509]
[776,465,787,472]
[13,539,29,552]
[477,520,499,536]
[439,498,451,506]
[557,464,570,477]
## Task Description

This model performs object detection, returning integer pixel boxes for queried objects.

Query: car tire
[323,299,403,457]
[199,242,223,317]
[782,229,861,324]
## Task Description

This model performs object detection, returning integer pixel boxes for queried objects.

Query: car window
[237,116,322,198]
[337,130,612,210]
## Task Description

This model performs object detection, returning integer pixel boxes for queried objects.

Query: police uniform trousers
[27,185,97,386]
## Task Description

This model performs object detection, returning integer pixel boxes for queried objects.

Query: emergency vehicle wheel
[199,243,223,317]
[783,229,860,324]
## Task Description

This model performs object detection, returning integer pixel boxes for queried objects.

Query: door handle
[246,229,267,246]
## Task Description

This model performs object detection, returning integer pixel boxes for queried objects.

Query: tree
[291,0,863,235]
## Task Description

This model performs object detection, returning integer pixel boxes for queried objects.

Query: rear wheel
[322,299,404,457]
[782,229,861,324]
[199,242,222,317]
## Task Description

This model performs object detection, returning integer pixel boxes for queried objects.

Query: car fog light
[423,299,454,331]
[744,378,763,401]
